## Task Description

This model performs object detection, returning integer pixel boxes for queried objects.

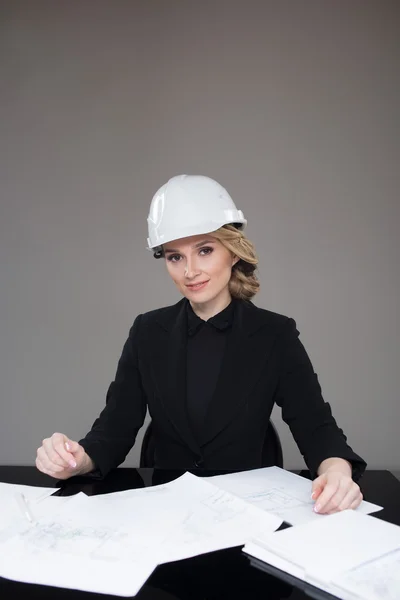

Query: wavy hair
[210,224,260,301]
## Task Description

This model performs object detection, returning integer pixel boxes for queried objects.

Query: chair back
[262,420,283,468]
[140,421,157,468]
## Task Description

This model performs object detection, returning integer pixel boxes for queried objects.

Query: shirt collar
[186,299,235,336]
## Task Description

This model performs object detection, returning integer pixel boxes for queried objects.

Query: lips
[186,280,209,291]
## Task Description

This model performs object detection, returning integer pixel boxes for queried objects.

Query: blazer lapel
[151,300,201,456]
[201,300,272,447]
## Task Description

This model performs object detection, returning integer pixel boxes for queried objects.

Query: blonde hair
[210,224,260,301]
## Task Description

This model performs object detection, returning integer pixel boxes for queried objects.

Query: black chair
[140,421,158,468]
[140,420,283,469]
[261,419,283,468]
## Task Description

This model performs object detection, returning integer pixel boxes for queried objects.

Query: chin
[190,291,222,305]
[182,288,211,303]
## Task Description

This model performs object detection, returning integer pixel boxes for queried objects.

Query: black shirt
[186,300,234,444]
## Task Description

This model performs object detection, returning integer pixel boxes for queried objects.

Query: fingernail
[69,460,77,468]
[314,504,320,513]
[311,492,316,499]
[65,442,71,451]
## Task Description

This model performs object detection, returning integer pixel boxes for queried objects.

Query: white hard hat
[147,174,247,256]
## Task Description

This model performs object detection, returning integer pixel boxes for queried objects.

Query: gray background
[1,1,399,476]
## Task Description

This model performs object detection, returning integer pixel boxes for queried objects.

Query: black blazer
[80,299,366,480]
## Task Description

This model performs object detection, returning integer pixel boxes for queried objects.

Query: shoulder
[129,299,185,333]
[246,301,290,324]
[141,299,185,324]
[238,300,296,335]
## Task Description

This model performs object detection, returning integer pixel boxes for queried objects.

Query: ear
[232,255,240,266]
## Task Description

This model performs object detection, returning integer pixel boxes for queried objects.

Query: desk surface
[1,467,399,600]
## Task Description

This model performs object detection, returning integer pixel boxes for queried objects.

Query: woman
[36,174,366,515]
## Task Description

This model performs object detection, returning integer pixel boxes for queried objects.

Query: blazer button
[194,458,204,468]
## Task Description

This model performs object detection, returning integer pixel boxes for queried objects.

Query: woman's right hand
[36,432,94,480]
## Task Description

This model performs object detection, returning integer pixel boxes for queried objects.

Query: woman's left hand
[311,464,363,515]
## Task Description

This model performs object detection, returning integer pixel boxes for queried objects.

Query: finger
[42,438,71,468]
[38,451,66,474]
[37,446,64,471]
[36,456,61,478]
[336,489,363,512]
[350,493,363,510]
[324,486,361,515]
[311,476,325,500]
[65,439,81,455]
[36,455,46,474]
[325,500,360,515]
[313,479,341,513]
[317,479,350,514]
[42,437,69,466]
[52,433,78,467]
[319,485,348,514]
[49,434,77,467]
[38,457,71,480]
[36,456,51,476]
[311,487,323,501]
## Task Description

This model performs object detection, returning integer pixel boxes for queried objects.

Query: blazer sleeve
[274,318,367,481]
[79,315,147,478]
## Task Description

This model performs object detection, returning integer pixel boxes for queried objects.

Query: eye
[166,254,182,263]
[199,247,213,256]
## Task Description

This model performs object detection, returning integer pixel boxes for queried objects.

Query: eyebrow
[164,240,216,254]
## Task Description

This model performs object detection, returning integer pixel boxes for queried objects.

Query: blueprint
[208,466,382,525]
[332,548,400,600]
[0,473,282,595]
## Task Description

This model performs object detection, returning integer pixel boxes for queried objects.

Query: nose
[184,256,201,279]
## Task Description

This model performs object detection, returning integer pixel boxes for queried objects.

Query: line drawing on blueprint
[334,548,400,600]
[164,490,249,546]
[200,489,247,522]
[170,506,222,544]
[241,488,305,510]
[19,520,115,557]
[92,529,165,563]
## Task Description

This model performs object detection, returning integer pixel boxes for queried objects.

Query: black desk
[1,467,399,600]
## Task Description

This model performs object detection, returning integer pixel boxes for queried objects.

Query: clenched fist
[36,432,94,479]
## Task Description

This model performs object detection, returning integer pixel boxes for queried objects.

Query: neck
[190,289,232,321]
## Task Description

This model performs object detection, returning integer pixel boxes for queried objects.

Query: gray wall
[1,1,399,471]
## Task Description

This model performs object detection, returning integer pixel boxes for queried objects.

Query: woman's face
[163,234,238,304]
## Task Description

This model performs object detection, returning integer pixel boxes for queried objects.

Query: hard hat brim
[147,219,247,256]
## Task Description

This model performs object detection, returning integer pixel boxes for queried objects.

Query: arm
[318,457,352,477]
[274,318,367,482]
[79,314,147,478]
